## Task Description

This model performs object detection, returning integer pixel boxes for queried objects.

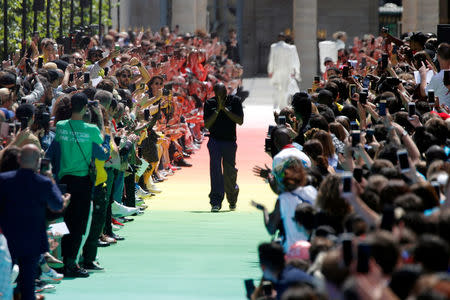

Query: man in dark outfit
[203,83,244,212]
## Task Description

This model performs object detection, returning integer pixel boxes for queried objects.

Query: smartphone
[379,99,387,116]
[343,238,353,267]
[408,102,416,120]
[40,158,51,174]
[349,84,357,98]
[244,279,255,299]
[380,206,395,231]
[353,167,363,183]
[342,172,352,196]
[357,243,370,274]
[162,88,170,96]
[397,149,410,173]
[342,65,349,78]
[444,70,450,86]
[366,128,374,143]
[77,71,83,78]
[84,72,90,84]
[69,73,74,82]
[360,57,367,69]
[262,281,272,297]
[362,76,370,89]
[278,115,286,125]
[37,57,44,69]
[350,121,359,131]
[381,53,389,69]
[144,109,150,121]
[104,67,109,76]
[427,89,435,104]
[359,92,367,105]
[115,44,120,51]
[351,130,360,148]
[314,76,320,82]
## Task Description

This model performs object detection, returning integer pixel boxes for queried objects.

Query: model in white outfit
[267,36,301,110]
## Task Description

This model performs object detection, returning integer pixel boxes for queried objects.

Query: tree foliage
[0,0,112,58]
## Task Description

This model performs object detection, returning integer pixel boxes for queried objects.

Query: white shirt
[279,186,317,252]
[426,70,450,108]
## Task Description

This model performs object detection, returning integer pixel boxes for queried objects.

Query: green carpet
[45,210,269,299]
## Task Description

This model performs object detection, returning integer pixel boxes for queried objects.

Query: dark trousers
[207,137,239,206]
[82,183,107,263]
[13,254,40,300]
[123,170,136,207]
[104,168,117,236]
[61,175,92,266]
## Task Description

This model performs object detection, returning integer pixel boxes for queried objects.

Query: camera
[385,77,401,87]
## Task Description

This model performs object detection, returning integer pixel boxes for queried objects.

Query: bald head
[213,82,227,99]
[273,127,292,151]
[19,144,40,170]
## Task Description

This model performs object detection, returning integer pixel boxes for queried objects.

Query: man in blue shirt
[0,144,70,300]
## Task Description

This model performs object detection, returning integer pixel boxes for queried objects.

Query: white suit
[267,41,301,109]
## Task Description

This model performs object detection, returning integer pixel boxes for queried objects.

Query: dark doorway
[240,0,293,76]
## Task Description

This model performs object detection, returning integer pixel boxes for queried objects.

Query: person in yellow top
[39,38,57,64]
[80,103,111,271]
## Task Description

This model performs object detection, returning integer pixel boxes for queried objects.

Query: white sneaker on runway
[111,201,140,217]
[136,185,150,198]
[40,268,64,283]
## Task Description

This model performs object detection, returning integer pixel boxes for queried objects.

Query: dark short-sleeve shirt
[0,169,63,256]
[203,95,243,141]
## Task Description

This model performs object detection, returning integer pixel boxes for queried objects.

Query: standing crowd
[0,26,244,299]
[250,30,450,299]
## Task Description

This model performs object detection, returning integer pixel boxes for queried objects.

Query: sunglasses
[121,74,131,78]
[75,57,83,61]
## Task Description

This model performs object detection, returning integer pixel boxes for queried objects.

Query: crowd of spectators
[250,30,450,300]
[0,25,245,299]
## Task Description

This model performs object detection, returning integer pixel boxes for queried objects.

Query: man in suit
[267,33,301,110]
[0,144,70,300]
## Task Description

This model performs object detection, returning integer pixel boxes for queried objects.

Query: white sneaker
[111,201,140,217]
[147,184,162,193]
[11,264,19,288]
[136,185,150,198]
[40,268,64,283]
[112,224,122,231]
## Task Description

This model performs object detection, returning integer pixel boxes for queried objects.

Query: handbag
[68,121,97,183]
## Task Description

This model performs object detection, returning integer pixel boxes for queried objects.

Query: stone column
[402,0,440,33]
[171,0,207,34]
[293,0,318,90]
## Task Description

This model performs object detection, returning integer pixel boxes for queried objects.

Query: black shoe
[211,205,221,213]
[83,262,104,272]
[229,204,237,211]
[110,233,125,241]
[97,239,110,247]
[118,216,134,222]
[175,159,192,167]
[64,264,89,278]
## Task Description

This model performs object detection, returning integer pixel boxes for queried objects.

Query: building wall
[241,0,293,76]
[317,0,379,42]
[293,0,318,90]
[171,0,208,34]
[402,0,440,33]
